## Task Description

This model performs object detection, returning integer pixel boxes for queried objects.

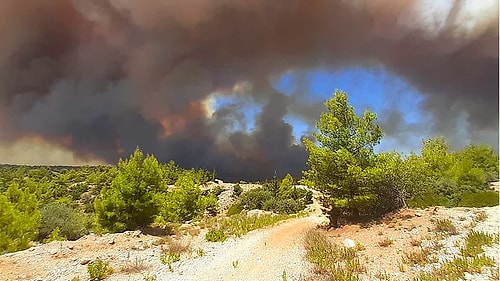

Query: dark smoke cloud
[0,0,497,180]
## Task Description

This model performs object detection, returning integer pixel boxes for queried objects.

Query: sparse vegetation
[433,219,458,235]
[87,258,113,281]
[415,255,495,281]
[205,229,227,242]
[378,237,393,247]
[304,230,365,280]
[402,247,436,266]
[460,230,498,257]
[120,257,149,274]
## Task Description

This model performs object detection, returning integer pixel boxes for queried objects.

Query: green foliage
[205,229,227,242]
[239,189,274,210]
[460,230,498,257]
[44,227,66,243]
[239,174,312,214]
[302,91,406,226]
[217,213,294,237]
[458,191,499,207]
[415,255,495,281]
[0,183,41,253]
[433,219,458,235]
[87,258,113,280]
[155,173,211,224]
[226,202,243,216]
[94,148,163,232]
[39,202,88,241]
[232,184,243,197]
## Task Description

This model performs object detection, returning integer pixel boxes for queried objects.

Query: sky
[0,0,498,181]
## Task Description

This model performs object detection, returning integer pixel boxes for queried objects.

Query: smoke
[0,0,497,180]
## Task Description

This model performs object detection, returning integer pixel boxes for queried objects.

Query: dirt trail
[160,193,324,281]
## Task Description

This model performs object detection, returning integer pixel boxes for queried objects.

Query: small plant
[282,270,287,281]
[460,230,498,257]
[71,277,81,281]
[473,211,488,222]
[164,239,191,255]
[205,229,227,242]
[233,184,243,197]
[402,247,436,266]
[378,237,393,247]
[232,259,239,268]
[143,273,157,281]
[374,270,391,280]
[87,258,113,281]
[196,248,205,257]
[433,219,458,235]
[160,252,180,264]
[398,262,405,272]
[120,257,149,274]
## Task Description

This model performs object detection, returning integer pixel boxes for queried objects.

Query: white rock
[343,238,356,248]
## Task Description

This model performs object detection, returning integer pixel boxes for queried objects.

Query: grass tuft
[304,230,364,281]
[433,219,458,235]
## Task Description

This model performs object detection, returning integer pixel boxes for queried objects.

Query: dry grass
[120,257,150,274]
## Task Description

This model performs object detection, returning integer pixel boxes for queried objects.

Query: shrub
[88,258,113,280]
[205,229,227,242]
[240,189,273,210]
[458,191,499,207]
[0,184,41,253]
[226,202,243,216]
[262,198,303,214]
[155,174,207,224]
[201,194,219,216]
[232,184,243,197]
[212,186,224,197]
[39,202,88,241]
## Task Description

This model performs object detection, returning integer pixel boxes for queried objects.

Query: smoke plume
[0,0,497,180]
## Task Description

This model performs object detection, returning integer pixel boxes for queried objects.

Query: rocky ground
[0,186,498,281]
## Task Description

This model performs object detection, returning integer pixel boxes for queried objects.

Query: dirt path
[154,192,324,281]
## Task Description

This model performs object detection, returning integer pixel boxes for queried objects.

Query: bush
[205,229,227,242]
[232,184,243,197]
[226,202,243,216]
[88,258,113,280]
[0,184,41,253]
[458,191,499,207]
[262,198,303,214]
[408,192,452,208]
[39,202,88,241]
[240,189,273,210]
[155,174,207,224]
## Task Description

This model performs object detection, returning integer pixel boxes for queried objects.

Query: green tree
[94,148,164,232]
[155,172,210,224]
[301,90,384,226]
[0,183,41,253]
